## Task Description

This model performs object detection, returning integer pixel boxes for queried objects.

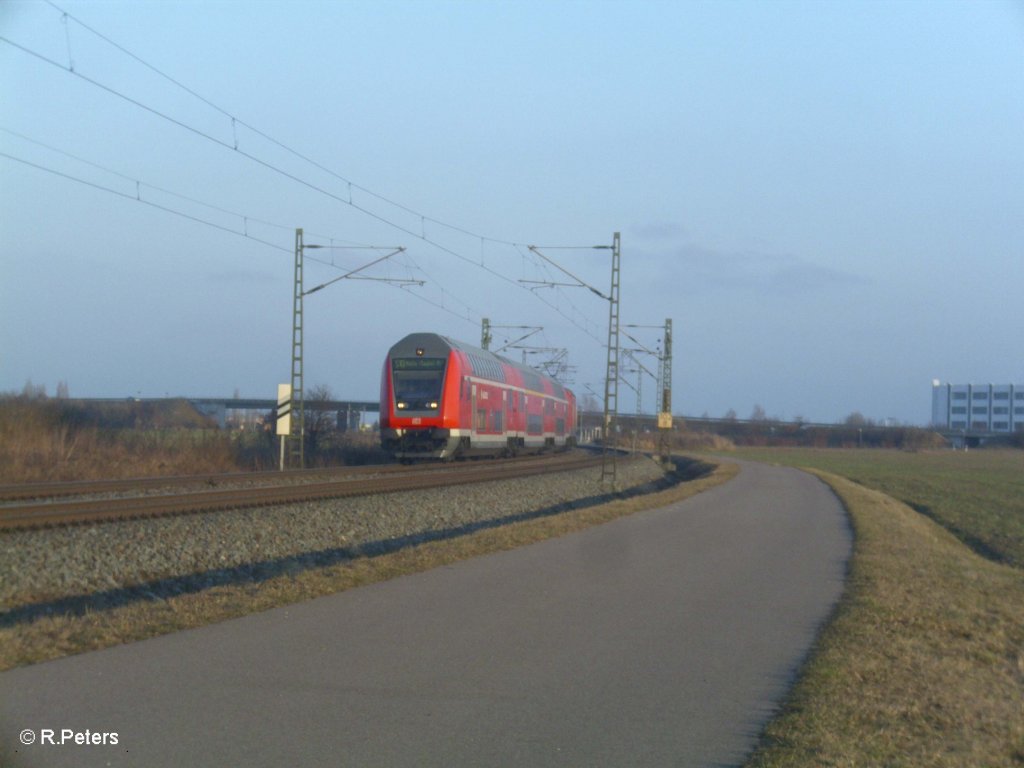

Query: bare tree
[304,384,336,459]
[844,411,874,427]
[21,380,46,400]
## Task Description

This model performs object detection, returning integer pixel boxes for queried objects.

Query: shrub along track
[0,452,603,530]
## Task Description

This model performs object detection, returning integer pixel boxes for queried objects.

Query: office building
[931,382,1024,433]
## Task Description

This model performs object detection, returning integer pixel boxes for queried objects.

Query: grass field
[734,448,1024,767]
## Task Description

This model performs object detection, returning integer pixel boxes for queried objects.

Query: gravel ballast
[1,457,668,612]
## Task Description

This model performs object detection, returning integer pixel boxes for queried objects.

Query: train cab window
[392,358,445,411]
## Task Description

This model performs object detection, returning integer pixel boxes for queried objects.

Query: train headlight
[397,402,407,410]
[429,401,438,409]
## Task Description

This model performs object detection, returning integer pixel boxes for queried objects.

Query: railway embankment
[1,455,736,670]
[1,456,675,621]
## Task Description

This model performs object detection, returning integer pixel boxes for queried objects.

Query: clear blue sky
[2,0,1022,424]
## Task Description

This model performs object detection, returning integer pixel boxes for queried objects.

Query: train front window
[392,358,445,411]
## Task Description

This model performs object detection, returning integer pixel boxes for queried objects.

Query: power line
[0,146,488,329]
[1,32,527,295]
[43,0,523,250]
[0,150,290,253]
[3,120,493,320]
[0,126,293,238]
[17,7,616,309]
[4,11,612,350]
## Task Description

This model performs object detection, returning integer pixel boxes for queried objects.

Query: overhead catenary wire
[41,0,521,250]
[0,147,491,333]
[2,31,526,317]
[4,8,614,350]
[0,150,290,253]
[1,148,494,325]
[0,29,525,284]
[1,126,298,240]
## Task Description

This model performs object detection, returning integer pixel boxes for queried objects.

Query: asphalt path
[1,460,851,767]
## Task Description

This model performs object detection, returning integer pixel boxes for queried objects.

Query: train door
[471,383,479,435]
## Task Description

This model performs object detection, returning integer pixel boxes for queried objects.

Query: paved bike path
[1,461,850,767]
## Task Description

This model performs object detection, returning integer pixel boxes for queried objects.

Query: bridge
[190,398,379,429]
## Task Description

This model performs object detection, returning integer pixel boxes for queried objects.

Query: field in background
[735,448,1024,767]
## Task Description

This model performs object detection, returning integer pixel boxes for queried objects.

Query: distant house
[931,382,1024,433]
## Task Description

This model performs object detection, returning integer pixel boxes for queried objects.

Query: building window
[972,422,988,431]
[1015,407,1024,416]
[952,392,967,400]
[951,406,966,415]
[1016,392,1024,400]
[972,407,988,415]
[973,392,989,400]
[994,407,1009,415]
[951,421,967,429]
[994,422,1009,431]
[994,392,1009,400]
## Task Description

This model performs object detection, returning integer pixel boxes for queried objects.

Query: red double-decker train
[380,332,577,460]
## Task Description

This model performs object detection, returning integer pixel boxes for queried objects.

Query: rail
[0,453,603,531]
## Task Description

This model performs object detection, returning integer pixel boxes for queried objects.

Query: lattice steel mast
[290,229,306,468]
[658,317,673,467]
[601,232,621,488]
[289,229,410,469]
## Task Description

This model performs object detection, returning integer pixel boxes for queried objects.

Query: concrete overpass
[190,398,379,429]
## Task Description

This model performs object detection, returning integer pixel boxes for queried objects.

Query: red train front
[380,332,577,460]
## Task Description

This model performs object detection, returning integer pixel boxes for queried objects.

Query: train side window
[475,409,487,431]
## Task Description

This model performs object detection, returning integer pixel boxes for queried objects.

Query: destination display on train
[393,358,445,371]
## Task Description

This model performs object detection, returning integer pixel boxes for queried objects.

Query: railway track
[0,464,413,502]
[0,453,604,531]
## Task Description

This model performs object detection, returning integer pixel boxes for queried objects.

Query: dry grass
[0,397,239,482]
[0,459,737,671]
[0,397,390,481]
[746,471,1024,767]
